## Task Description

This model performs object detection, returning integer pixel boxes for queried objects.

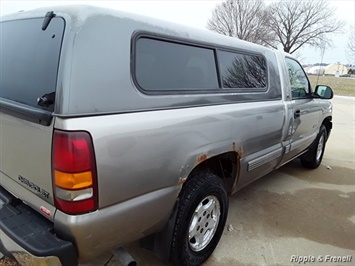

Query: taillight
[52,130,98,214]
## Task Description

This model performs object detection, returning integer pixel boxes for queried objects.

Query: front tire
[300,125,328,169]
[170,172,228,266]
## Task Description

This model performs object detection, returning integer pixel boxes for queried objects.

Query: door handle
[294,110,301,119]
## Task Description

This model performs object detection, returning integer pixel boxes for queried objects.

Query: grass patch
[308,75,355,97]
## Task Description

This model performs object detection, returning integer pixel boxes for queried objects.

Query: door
[280,58,321,163]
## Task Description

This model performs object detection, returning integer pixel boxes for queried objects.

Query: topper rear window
[0,17,65,111]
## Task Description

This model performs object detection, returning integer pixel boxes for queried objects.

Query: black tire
[300,125,328,169]
[170,172,228,266]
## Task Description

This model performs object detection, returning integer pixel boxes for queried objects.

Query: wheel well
[188,152,239,194]
[140,152,239,262]
[322,117,332,140]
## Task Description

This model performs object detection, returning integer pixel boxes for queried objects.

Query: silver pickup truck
[0,5,333,266]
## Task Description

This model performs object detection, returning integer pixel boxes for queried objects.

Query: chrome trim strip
[248,149,283,171]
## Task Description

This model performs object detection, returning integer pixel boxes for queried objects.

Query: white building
[306,66,325,75]
[324,63,348,76]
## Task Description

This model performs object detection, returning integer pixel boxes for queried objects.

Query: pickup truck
[0,5,333,266]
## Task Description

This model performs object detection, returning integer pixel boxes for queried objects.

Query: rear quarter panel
[54,100,285,209]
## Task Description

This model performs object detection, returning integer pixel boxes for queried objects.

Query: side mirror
[314,85,334,99]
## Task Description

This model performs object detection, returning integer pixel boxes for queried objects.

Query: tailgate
[0,15,65,217]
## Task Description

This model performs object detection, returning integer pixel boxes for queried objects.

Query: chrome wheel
[188,195,221,252]
[171,173,228,265]
[316,134,325,162]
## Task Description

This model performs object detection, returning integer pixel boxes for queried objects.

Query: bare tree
[207,0,275,46]
[267,0,344,54]
[347,25,355,62]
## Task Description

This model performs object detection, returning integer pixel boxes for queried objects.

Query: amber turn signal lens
[54,170,93,190]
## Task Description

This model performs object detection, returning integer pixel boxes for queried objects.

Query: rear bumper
[0,186,77,266]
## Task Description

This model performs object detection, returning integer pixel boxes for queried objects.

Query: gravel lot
[1,96,354,266]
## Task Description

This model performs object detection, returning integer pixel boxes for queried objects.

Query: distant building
[324,63,348,76]
[306,66,325,75]
[303,66,312,73]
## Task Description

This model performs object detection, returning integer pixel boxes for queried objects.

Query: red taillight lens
[52,130,98,214]
[53,133,91,172]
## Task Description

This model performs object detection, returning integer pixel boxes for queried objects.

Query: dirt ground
[1,96,354,266]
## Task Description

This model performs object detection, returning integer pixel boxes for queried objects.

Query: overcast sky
[1,0,354,65]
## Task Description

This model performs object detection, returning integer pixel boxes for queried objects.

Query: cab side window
[285,58,310,99]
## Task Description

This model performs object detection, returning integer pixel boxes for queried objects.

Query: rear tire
[300,125,328,169]
[170,172,228,266]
